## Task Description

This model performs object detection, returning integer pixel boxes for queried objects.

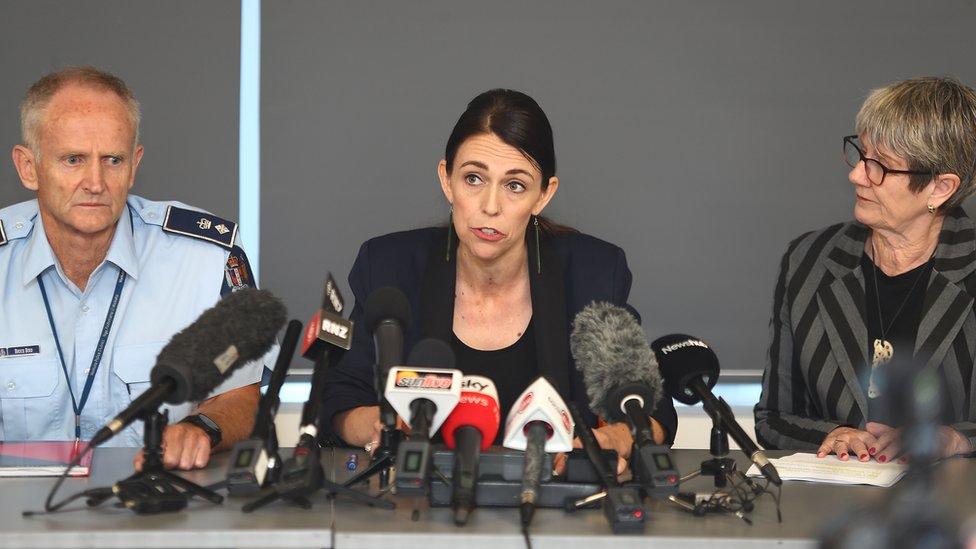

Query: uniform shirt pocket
[0,358,63,441]
[110,341,166,446]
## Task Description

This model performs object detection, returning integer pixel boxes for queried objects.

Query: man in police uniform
[0,67,269,470]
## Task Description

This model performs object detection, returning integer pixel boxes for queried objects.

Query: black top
[861,253,933,425]
[320,227,678,446]
[450,320,539,445]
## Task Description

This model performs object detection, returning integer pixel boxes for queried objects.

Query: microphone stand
[343,401,402,491]
[107,409,224,514]
[241,433,395,512]
[679,423,737,488]
[244,350,394,513]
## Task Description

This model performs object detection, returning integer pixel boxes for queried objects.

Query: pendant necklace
[867,240,930,398]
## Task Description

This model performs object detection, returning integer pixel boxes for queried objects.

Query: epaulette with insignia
[162,205,238,249]
[0,220,7,247]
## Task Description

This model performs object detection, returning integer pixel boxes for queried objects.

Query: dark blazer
[755,208,976,452]
[321,227,677,444]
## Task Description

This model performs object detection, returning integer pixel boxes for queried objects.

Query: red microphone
[441,376,500,525]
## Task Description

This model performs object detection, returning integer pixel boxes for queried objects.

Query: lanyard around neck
[38,269,127,440]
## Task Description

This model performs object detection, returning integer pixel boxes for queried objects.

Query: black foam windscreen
[364,286,413,333]
[570,302,664,420]
[151,288,286,404]
[650,333,720,405]
[407,338,456,369]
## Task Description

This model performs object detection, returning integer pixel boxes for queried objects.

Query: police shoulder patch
[0,219,7,247]
[162,205,238,250]
[222,245,255,296]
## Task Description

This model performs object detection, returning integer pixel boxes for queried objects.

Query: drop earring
[446,206,454,262]
[533,216,541,274]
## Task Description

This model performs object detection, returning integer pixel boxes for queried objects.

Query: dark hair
[444,89,573,235]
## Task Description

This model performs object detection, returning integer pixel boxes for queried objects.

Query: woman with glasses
[755,77,976,462]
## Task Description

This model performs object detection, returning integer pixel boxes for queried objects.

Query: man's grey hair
[20,66,141,159]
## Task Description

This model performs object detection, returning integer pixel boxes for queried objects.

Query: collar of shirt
[20,206,141,288]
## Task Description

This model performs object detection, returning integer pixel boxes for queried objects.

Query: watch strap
[180,413,222,447]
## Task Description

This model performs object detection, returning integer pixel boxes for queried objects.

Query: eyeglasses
[843,135,933,185]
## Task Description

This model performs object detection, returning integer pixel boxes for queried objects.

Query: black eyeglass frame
[843,135,935,185]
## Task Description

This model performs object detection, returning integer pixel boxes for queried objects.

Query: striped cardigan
[755,208,976,452]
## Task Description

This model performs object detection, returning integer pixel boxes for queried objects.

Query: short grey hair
[20,66,141,158]
[855,76,976,210]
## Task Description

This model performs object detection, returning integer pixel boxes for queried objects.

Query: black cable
[522,524,533,549]
[42,443,96,513]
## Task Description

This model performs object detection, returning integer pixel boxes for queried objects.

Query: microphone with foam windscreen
[570,302,678,495]
[90,289,286,448]
[441,376,501,526]
[386,338,462,496]
[651,334,781,485]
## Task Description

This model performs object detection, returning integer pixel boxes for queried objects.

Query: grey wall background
[262,0,976,372]
[0,0,241,221]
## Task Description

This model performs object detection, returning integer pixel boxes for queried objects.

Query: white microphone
[384,366,462,436]
[384,340,463,496]
[503,377,574,530]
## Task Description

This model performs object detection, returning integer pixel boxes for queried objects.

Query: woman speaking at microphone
[320,89,676,465]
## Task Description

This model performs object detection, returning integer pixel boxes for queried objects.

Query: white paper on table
[746,452,907,487]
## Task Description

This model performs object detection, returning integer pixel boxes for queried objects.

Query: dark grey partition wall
[261,0,976,372]
[0,0,241,221]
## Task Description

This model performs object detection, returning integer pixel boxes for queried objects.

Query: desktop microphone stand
[243,434,395,513]
[680,424,737,488]
[342,402,402,492]
[110,409,224,514]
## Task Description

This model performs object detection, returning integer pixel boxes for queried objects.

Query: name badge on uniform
[0,345,41,358]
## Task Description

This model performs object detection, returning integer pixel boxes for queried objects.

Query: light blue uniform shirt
[0,195,270,446]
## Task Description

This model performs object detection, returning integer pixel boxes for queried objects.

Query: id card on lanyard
[38,269,127,441]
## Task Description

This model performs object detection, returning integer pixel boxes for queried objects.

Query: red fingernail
[860,454,867,460]
[878,456,887,463]
[868,448,876,455]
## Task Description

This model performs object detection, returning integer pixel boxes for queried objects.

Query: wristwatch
[180,413,222,448]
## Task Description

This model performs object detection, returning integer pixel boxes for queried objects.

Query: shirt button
[82,305,90,313]
[147,212,157,219]
[6,381,15,391]
[14,222,24,230]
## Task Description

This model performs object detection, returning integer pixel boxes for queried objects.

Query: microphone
[241,277,366,513]
[651,334,781,486]
[300,273,351,359]
[569,403,645,534]
[502,377,574,531]
[364,286,413,397]
[385,338,462,496]
[90,289,286,448]
[570,302,678,495]
[441,376,501,526]
[225,318,303,495]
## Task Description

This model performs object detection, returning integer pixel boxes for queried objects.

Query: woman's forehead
[455,134,541,175]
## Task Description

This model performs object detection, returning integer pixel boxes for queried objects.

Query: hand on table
[554,422,633,476]
[817,426,878,462]
[133,423,212,471]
